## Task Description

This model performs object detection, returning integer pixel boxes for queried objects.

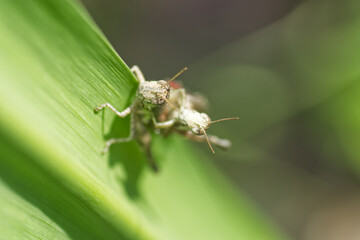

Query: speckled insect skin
[137,81,170,108]
[95,66,171,172]
[155,86,238,154]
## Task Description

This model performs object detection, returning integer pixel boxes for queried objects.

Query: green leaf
[0,0,285,239]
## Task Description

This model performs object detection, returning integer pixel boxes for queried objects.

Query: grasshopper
[95,66,187,171]
[155,85,238,154]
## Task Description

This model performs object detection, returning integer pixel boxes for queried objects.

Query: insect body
[95,66,187,171]
[154,86,238,153]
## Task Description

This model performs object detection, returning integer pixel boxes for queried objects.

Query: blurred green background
[81,0,360,239]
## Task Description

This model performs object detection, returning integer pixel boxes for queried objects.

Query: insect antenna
[210,117,239,124]
[202,129,215,154]
[168,67,188,83]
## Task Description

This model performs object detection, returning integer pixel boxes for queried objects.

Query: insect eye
[201,113,210,122]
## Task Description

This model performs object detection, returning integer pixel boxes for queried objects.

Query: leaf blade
[0,0,286,239]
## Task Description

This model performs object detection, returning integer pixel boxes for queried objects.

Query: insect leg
[138,133,159,172]
[144,146,159,172]
[207,134,231,150]
[94,103,131,118]
[184,131,232,150]
[102,137,133,154]
[152,116,175,129]
[178,88,187,107]
[101,107,136,154]
[130,65,146,83]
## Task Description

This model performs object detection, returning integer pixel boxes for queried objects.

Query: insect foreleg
[152,116,175,129]
[130,65,146,83]
[184,131,232,150]
[101,108,136,154]
[95,103,131,118]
